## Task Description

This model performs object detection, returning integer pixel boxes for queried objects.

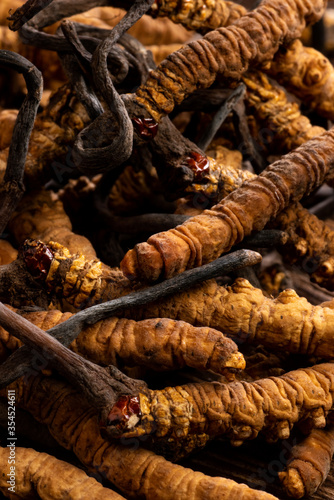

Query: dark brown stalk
[0,302,145,424]
[8,0,54,30]
[0,51,42,235]
[0,249,261,389]
[197,84,246,152]
[71,0,154,174]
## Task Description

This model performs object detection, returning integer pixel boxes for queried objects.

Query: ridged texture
[243,70,325,153]
[44,241,135,309]
[279,425,334,498]
[0,446,125,500]
[0,307,244,372]
[128,278,334,359]
[135,0,326,121]
[0,376,279,500]
[268,39,334,121]
[150,0,246,32]
[121,128,334,282]
[119,363,334,450]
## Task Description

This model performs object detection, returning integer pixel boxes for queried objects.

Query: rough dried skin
[268,39,334,121]
[121,127,334,282]
[0,307,244,373]
[1,376,279,500]
[129,278,334,359]
[0,85,90,188]
[9,188,97,258]
[150,0,246,32]
[0,240,17,265]
[279,425,334,498]
[20,237,334,360]
[44,241,136,309]
[135,0,326,121]
[0,446,124,499]
[243,71,325,154]
[114,363,334,452]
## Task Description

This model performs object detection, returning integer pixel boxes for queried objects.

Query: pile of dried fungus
[2,0,334,499]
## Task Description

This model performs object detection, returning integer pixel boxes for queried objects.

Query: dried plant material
[21,240,135,309]
[0,307,245,372]
[109,363,334,453]
[0,240,17,265]
[9,188,97,258]
[279,425,334,498]
[134,0,326,121]
[0,108,18,150]
[19,237,334,360]
[130,277,334,360]
[121,127,334,282]
[0,446,125,500]
[268,39,334,121]
[243,71,325,154]
[0,84,90,188]
[149,0,246,32]
[1,375,279,500]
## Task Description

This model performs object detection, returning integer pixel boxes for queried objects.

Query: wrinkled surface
[0,446,124,499]
[0,376,279,500]
[121,128,334,282]
[279,425,334,498]
[136,0,326,121]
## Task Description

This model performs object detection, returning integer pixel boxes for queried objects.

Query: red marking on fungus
[106,395,141,431]
[22,239,54,281]
[185,152,210,181]
[132,116,159,140]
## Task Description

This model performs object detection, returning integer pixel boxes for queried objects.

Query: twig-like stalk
[72,0,154,174]
[0,50,42,235]
[197,84,246,152]
[0,302,145,422]
[0,249,261,389]
[8,0,53,30]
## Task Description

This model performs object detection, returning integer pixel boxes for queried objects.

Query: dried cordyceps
[268,39,334,121]
[121,127,334,282]
[243,71,325,154]
[0,84,90,188]
[130,278,334,359]
[0,307,245,373]
[0,446,125,500]
[133,0,326,122]
[279,425,334,498]
[9,188,97,258]
[149,0,246,32]
[0,375,279,500]
[108,363,334,452]
[23,240,135,309]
